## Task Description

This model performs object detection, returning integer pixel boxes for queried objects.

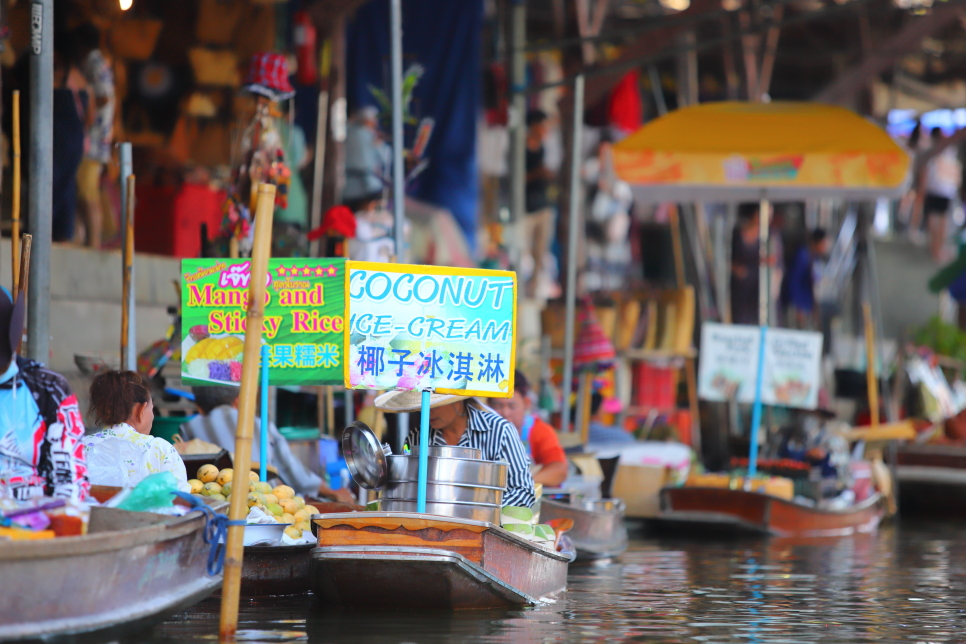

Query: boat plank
[315,523,484,563]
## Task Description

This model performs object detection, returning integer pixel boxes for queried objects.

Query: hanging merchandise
[293,11,318,86]
[217,53,298,256]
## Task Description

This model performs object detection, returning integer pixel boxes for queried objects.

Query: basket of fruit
[187,464,321,544]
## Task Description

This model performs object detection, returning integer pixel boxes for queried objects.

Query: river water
[151,519,966,644]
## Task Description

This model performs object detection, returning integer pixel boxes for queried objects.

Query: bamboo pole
[219,184,275,642]
[15,235,31,354]
[578,370,593,445]
[11,91,21,296]
[121,176,135,371]
[863,302,879,428]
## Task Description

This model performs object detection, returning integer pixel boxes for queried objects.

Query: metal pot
[382,481,504,506]
[412,445,482,460]
[374,499,501,524]
[386,455,507,489]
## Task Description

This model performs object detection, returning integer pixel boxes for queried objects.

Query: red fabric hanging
[608,70,643,134]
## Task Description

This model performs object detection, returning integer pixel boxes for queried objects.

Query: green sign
[181,258,345,386]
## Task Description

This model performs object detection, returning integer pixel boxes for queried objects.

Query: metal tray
[381,481,504,505]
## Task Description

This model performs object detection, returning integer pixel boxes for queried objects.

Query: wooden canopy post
[219,184,276,642]
[11,91,21,296]
[15,235,32,354]
[121,176,135,371]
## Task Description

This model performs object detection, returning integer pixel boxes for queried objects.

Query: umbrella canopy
[613,101,910,203]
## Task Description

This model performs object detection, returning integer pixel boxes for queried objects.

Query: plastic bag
[116,472,179,512]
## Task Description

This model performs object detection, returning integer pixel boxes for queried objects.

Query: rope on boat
[172,491,246,576]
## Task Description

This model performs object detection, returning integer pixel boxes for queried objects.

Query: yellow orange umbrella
[613,101,910,202]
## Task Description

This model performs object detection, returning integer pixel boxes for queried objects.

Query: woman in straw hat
[375,391,536,509]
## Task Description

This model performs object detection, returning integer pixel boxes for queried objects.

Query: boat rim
[0,508,209,561]
[662,487,884,516]
[310,511,574,562]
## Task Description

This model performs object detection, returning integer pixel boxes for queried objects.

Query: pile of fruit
[188,464,320,541]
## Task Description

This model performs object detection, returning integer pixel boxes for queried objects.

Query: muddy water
[150,520,966,644]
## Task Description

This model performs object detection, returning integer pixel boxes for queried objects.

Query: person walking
[73,23,115,249]
[922,127,962,262]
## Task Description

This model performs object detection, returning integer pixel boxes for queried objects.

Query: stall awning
[613,101,911,203]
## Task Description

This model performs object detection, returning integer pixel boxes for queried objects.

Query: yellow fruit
[187,479,204,494]
[280,498,299,514]
[266,503,284,517]
[216,468,233,486]
[296,520,310,532]
[293,496,306,509]
[249,471,259,484]
[186,336,244,362]
[293,509,309,523]
[283,526,302,540]
[247,493,261,508]
[197,464,219,484]
[272,485,295,500]
[202,482,222,496]
[281,513,296,524]
[303,505,320,516]
[254,482,272,495]
[221,481,233,497]
[263,494,279,505]
[209,493,227,502]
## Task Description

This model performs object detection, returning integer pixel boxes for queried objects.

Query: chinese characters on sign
[344,262,517,397]
[181,259,345,386]
[697,322,823,410]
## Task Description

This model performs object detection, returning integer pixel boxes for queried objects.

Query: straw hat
[374,390,469,413]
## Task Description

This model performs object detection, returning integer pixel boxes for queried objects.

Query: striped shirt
[405,405,536,509]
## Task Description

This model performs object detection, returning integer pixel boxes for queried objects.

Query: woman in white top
[83,371,188,490]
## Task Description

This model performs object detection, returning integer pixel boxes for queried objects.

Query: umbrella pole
[219,184,275,643]
[14,235,31,354]
[260,344,269,483]
[417,389,431,512]
[747,197,771,483]
[560,74,585,436]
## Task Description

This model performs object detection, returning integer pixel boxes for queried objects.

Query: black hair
[932,127,943,139]
[514,370,530,398]
[526,109,548,127]
[89,371,151,427]
[71,23,101,56]
[192,385,240,415]
[809,228,827,245]
[737,202,759,221]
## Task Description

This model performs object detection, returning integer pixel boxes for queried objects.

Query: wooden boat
[309,512,573,609]
[0,505,221,641]
[539,497,628,560]
[226,501,359,597]
[896,444,966,516]
[655,487,885,538]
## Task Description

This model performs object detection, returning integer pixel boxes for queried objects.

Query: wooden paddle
[546,518,574,551]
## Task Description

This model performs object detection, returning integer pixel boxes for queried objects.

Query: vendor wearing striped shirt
[376,391,536,509]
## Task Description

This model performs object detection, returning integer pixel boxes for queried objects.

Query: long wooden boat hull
[656,487,884,538]
[310,512,571,610]
[896,444,966,516]
[0,506,221,642]
[539,498,628,560]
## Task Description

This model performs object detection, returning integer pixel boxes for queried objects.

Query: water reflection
[150,519,966,644]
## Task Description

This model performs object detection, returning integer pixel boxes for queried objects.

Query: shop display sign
[698,323,823,409]
[344,262,517,397]
[181,258,345,386]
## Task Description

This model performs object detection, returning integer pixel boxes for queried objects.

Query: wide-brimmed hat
[242,52,295,102]
[374,390,469,413]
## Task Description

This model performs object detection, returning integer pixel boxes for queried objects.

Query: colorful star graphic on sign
[277,266,287,276]
[315,266,325,276]
[326,265,337,276]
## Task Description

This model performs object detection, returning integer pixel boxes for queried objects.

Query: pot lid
[342,421,391,489]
